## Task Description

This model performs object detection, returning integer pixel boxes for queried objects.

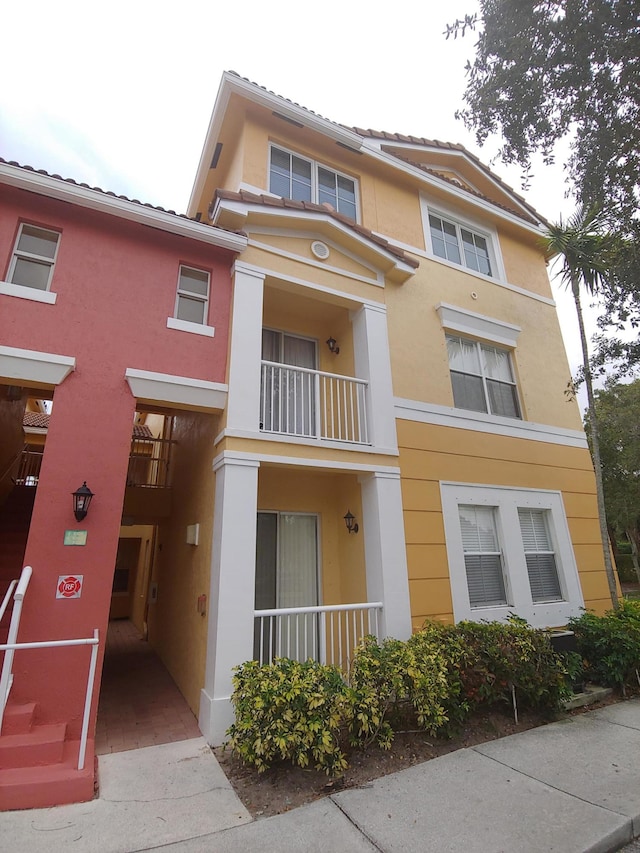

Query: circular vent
[311,240,330,260]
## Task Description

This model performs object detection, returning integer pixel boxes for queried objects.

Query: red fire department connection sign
[56,575,83,599]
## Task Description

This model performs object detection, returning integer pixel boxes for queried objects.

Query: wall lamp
[326,337,340,355]
[72,482,94,522]
[344,510,359,534]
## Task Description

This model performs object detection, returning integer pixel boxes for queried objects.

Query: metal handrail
[0,630,99,770]
[0,580,18,624]
[0,566,33,721]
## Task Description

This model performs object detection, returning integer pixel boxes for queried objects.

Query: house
[0,158,246,808]
[186,73,613,746]
[0,73,614,809]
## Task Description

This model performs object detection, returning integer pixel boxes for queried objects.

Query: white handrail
[0,565,100,772]
[0,566,33,720]
[0,630,100,771]
[0,579,18,623]
[255,601,383,617]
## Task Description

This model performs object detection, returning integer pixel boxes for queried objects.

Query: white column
[351,303,397,452]
[199,453,260,744]
[225,262,265,433]
[360,471,412,640]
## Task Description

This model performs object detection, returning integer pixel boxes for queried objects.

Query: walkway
[96,619,200,754]
[3,698,640,852]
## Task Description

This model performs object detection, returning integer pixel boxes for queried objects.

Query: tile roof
[0,157,192,219]
[22,410,154,439]
[348,131,545,225]
[23,411,49,429]
[225,73,546,227]
[214,189,419,268]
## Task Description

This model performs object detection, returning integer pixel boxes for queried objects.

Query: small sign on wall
[64,530,88,546]
[57,575,83,599]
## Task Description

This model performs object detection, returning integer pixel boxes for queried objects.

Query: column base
[198,689,235,746]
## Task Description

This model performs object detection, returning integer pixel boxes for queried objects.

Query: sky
[0,0,597,405]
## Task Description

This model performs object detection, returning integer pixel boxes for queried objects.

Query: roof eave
[0,162,247,254]
[187,72,365,218]
[212,197,416,281]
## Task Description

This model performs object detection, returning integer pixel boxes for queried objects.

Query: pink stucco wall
[0,184,236,742]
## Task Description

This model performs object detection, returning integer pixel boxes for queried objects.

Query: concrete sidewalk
[2,699,640,853]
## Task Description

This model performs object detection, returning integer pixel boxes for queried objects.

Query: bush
[226,658,350,774]
[568,600,640,690]
[452,619,571,713]
[227,618,574,773]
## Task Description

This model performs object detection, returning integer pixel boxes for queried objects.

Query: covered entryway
[97,620,200,754]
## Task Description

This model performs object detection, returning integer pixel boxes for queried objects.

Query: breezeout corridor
[96,620,200,755]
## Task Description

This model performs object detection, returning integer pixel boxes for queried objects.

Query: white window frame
[268,144,359,221]
[6,223,61,294]
[445,333,522,420]
[420,198,505,281]
[440,483,584,628]
[167,265,215,337]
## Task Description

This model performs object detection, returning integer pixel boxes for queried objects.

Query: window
[269,145,358,220]
[174,266,210,325]
[428,212,494,277]
[518,508,562,602]
[8,224,60,291]
[458,505,507,608]
[446,334,521,419]
[441,483,584,627]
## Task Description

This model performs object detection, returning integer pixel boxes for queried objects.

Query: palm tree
[542,206,620,608]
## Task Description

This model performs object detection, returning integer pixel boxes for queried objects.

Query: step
[1,702,36,736]
[562,683,614,710]
[0,738,95,810]
[0,722,66,768]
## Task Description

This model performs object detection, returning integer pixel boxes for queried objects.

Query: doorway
[254,512,319,662]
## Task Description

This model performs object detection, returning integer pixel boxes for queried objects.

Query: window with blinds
[518,508,563,602]
[458,505,507,608]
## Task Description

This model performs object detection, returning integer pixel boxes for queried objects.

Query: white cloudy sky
[0,0,597,397]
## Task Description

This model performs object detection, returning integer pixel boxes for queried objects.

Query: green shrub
[453,619,570,712]
[226,658,350,774]
[568,600,640,690]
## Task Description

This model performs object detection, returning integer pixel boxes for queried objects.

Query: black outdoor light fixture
[344,510,359,534]
[326,336,340,355]
[72,482,94,522]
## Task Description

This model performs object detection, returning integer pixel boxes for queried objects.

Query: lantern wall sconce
[72,482,94,522]
[344,510,359,534]
[326,337,340,355]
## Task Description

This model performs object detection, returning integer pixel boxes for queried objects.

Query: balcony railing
[126,437,175,488]
[13,448,43,485]
[253,602,383,672]
[260,361,369,444]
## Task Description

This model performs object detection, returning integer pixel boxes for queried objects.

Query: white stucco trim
[0,280,57,304]
[359,471,412,640]
[394,397,588,449]
[247,235,384,287]
[124,368,227,411]
[214,427,399,456]
[166,317,215,337]
[230,260,385,311]
[212,449,402,476]
[0,345,75,386]
[436,303,521,348]
[213,199,416,279]
[440,482,584,628]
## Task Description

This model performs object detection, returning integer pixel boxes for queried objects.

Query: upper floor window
[427,211,495,278]
[8,224,60,291]
[174,265,210,325]
[269,145,358,221]
[446,334,521,419]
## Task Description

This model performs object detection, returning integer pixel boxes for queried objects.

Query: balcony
[260,361,369,444]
